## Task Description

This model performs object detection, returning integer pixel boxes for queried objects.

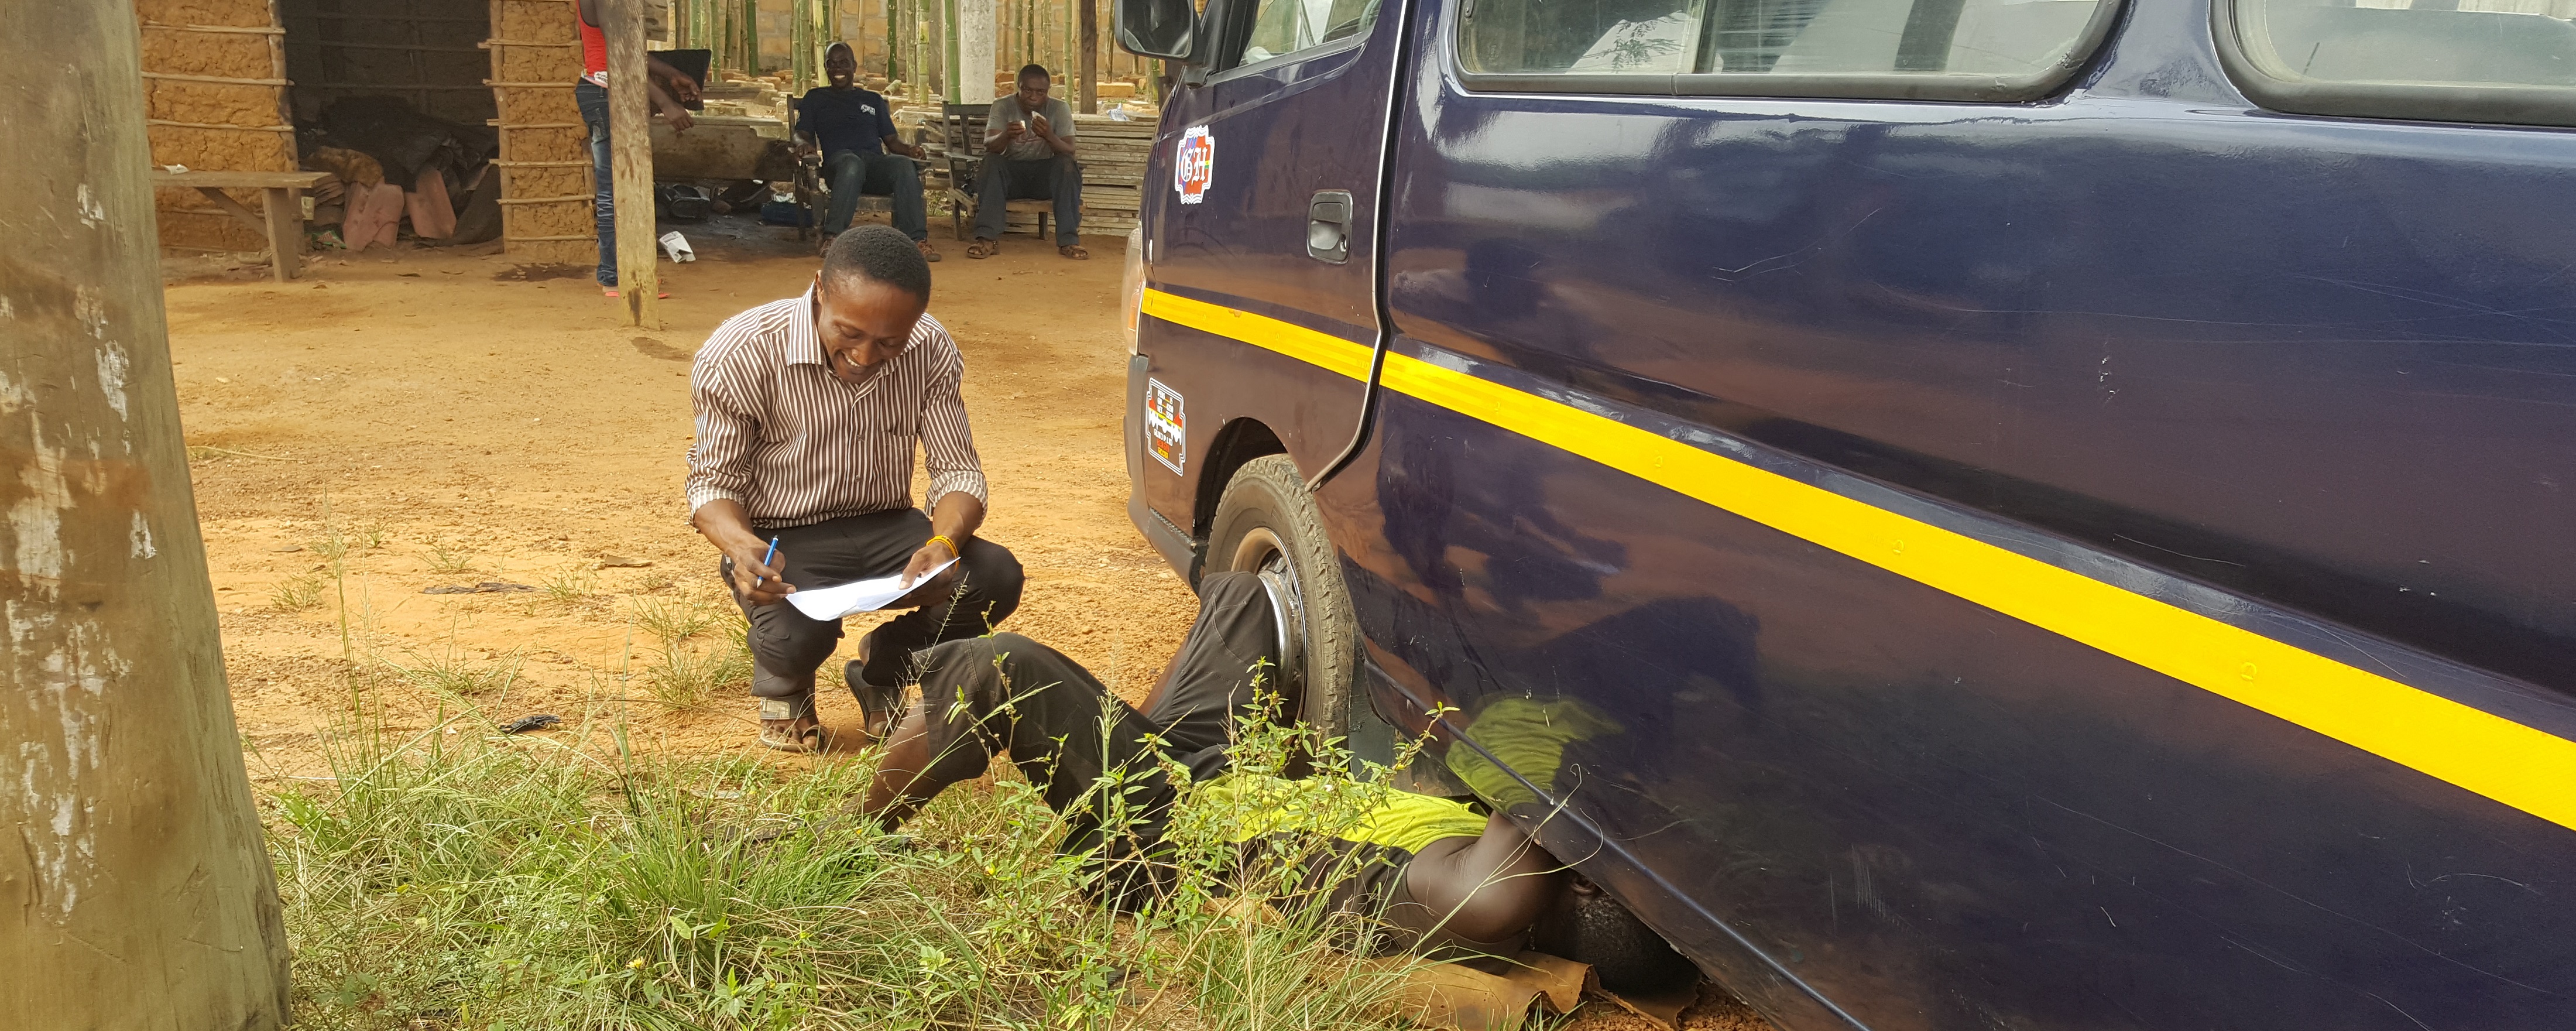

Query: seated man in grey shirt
[966,64,1086,261]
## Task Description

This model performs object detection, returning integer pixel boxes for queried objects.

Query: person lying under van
[852,571,1699,991]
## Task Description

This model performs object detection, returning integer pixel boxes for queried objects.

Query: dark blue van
[1109,0,2576,1025]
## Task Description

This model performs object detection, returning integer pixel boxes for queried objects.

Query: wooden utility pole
[1,3,291,1028]
[1079,0,1096,112]
[604,0,660,328]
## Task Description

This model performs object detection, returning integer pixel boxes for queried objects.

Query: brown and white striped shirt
[685,289,987,529]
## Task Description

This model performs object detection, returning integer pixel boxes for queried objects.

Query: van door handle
[1308,190,1352,264]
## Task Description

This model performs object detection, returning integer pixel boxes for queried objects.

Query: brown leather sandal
[1058,244,1090,261]
[757,697,825,753]
[917,238,943,262]
[966,238,999,259]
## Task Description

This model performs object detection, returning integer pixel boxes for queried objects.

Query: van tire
[1206,454,1358,742]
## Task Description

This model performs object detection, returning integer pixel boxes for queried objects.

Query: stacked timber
[485,0,594,266]
[1073,112,1153,238]
[914,109,1156,239]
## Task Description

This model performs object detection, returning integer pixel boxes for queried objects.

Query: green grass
[632,595,722,645]
[642,638,754,712]
[542,568,596,609]
[271,572,327,612]
[379,645,525,701]
[427,543,478,576]
[266,674,1435,1030]
[311,522,386,564]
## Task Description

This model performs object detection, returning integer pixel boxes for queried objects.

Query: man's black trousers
[720,508,1024,710]
[908,571,1280,902]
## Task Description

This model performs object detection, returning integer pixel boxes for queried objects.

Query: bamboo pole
[2,2,291,1026]
[604,0,660,327]
[790,0,807,89]
[944,0,961,102]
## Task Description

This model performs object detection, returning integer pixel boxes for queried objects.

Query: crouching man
[688,227,1024,752]
[853,572,1699,988]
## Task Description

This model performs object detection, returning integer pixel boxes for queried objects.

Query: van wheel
[1206,454,1358,742]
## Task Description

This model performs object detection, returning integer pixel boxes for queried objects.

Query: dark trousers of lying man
[854,572,1698,985]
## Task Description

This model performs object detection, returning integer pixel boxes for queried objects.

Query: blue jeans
[575,81,617,287]
[823,150,928,240]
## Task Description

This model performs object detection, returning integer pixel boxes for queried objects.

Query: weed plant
[642,638,754,712]
[271,572,327,612]
[428,543,478,576]
[633,595,720,645]
[379,645,526,702]
[543,568,596,609]
[268,664,1443,1030]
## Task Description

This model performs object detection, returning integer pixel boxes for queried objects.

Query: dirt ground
[170,218,1196,774]
[166,215,1767,1031]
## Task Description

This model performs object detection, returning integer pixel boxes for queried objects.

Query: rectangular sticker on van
[1175,126,1213,205]
[1145,378,1187,474]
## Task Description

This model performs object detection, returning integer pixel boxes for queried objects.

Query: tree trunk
[0,2,293,1027]
[1079,0,1096,112]
[606,0,661,327]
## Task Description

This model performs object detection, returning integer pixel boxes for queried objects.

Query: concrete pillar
[0,2,292,1028]
[957,0,996,103]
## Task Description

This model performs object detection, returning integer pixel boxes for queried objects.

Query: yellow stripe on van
[1141,287,2576,833]
[1141,289,1377,380]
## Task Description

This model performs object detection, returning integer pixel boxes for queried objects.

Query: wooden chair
[788,104,929,242]
[941,102,1068,242]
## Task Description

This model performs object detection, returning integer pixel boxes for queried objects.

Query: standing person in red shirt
[575,0,699,297]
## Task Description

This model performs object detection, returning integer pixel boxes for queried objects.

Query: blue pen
[754,536,780,587]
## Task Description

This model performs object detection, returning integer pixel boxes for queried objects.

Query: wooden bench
[918,108,1153,241]
[150,169,335,282]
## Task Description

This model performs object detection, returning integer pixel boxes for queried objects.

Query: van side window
[2220,0,2576,127]
[1463,0,1707,74]
[1229,0,1382,68]
[1459,0,2117,98]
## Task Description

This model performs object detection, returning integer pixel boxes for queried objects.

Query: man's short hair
[1018,64,1051,88]
[821,225,931,301]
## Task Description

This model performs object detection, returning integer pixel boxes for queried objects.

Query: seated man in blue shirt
[795,42,938,261]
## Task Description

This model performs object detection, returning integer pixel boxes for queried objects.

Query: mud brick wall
[492,0,592,266]
[138,0,296,253]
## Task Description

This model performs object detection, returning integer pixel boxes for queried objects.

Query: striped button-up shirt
[685,289,988,529]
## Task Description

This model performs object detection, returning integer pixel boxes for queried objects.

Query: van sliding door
[1129,0,1404,537]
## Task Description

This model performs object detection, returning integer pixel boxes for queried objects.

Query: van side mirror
[1116,0,1198,61]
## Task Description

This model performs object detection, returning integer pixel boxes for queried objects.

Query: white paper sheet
[784,557,959,621]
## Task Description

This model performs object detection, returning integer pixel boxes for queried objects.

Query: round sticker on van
[1175,126,1214,205]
